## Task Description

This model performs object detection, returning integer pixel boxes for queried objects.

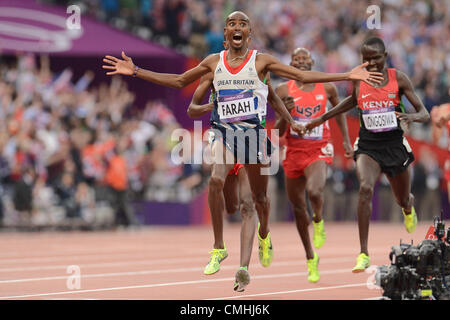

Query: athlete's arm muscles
[103,51,217,89]
[396,70,430,123]
[187,73,214,118]
[258,54,383,85]
[325,83,353,157]
[273,82,292,135]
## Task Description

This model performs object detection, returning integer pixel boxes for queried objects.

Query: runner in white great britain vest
[210,49,271,164]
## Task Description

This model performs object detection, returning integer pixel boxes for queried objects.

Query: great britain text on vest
[216,79,256,86]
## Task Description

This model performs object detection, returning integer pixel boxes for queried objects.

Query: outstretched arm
[325,83,353,158]
[102,51,216,89]
[187,73,215,118]
[260,54,383,86]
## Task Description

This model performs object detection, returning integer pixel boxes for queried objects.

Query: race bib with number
[217,91,258,122]
[362,107,398,132]
[290,118,323,140]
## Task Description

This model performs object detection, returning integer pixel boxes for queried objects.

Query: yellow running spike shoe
[307,252,320,283]
[203,247,228,275]
[352,253,370,273]
[257,223,273,268]
[312,218,326,249]
[403,207,417,233]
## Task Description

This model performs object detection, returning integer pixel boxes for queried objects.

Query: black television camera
[375,215,450,300]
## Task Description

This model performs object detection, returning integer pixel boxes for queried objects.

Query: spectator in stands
[0,51,207,229]
[105,136,137,227]
[55,171,80,219]
[4,0,449,228]
[12,167,35,227]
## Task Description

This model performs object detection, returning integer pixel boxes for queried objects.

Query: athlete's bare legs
[304,161,328,223]
[285,175,314,260]
[355,154,382,256]
[244,163,270,239]
[208,141,235,250]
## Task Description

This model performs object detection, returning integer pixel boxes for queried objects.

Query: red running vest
[356,68,404,142]
[285,81,330,149]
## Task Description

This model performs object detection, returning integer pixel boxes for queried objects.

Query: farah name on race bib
[291,118,323,140]
[218,91,258,122]
[362,107,398,132]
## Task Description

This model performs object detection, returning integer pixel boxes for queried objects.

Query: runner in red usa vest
[305,37,430,273]
[275,48,353,283]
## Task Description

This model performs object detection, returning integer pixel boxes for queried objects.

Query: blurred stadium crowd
[48,0,449,111]
[0,0,447,229]
[0,54,209,230]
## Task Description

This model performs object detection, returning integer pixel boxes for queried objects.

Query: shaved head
[361,37,386,53]
[292,47,312,58]
[290,47,314,71]
[223,11,252,50]
[226,11,250,25]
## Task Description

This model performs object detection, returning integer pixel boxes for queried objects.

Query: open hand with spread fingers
[102,51,135,76]
[349,62,384,86]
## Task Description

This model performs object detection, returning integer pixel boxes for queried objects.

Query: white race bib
[290,118,323,140]
[362,108,398,132]
[217,91,258,122]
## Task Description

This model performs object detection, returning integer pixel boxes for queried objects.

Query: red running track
[0,221,436,300]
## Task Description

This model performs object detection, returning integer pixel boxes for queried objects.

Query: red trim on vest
[223,50,254,75]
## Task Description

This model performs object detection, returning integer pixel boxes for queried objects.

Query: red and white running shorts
[282,143,333,179]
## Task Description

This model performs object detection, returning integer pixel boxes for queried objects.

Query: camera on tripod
[375,214,450,300]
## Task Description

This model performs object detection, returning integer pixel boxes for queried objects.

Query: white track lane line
[0,246,391,264]
[0,268,366,299]
[0,249,391,273]
[0,256,365,281]
[207,282,370,300]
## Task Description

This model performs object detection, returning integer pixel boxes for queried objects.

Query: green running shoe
[257,223,273,268]
[203,247,228,275]
[312,218,326,249]
[352,253,370,273]
[403,207,417,234]
[307,252,320,283]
